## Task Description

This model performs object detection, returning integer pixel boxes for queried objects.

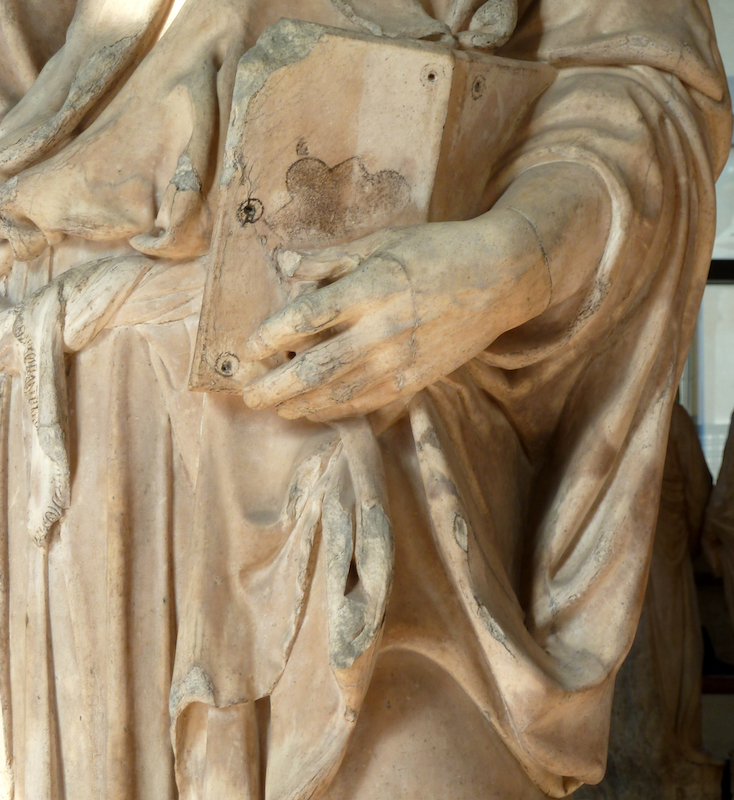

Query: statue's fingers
[243,273,369,360]
[467,0,517,46]
[274,333,416,420]
[242,329,370,410]
[285,228,399,280]
[275,362,401,421]
[286,250,364,281]
[245,256,410,360]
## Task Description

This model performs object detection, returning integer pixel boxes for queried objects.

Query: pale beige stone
[577,402,723,800]
[0,2,729,799]
[191,21,554,393]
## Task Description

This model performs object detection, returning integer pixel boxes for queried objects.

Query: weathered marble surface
[576,403,722,800]
[0,1,730,799]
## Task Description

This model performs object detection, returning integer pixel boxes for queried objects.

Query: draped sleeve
[402,1,731,794]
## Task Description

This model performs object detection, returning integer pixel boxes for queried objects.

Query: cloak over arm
[402,0,731,793]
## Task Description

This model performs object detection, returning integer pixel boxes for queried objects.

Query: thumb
[279,248,363,281]
[279,228,398,281]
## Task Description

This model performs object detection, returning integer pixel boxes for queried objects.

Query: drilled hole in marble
[237,198,264,225]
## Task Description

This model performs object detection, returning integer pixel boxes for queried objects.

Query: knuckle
[292,297,317,332]
[294,355,323,385]
[293,293,334,333]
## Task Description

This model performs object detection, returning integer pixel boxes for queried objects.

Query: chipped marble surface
[0,2,730,798]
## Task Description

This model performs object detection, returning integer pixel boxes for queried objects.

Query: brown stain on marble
[269,156,410,243]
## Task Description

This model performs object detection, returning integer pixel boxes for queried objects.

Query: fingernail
[242,335,263,360]
[276,403,299,420]
[242,386,263,409]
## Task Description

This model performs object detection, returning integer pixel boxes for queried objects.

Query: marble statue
[0,1,730,799]
[576,402,721,800]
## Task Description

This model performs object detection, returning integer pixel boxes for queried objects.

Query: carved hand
[241,162,611,421]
